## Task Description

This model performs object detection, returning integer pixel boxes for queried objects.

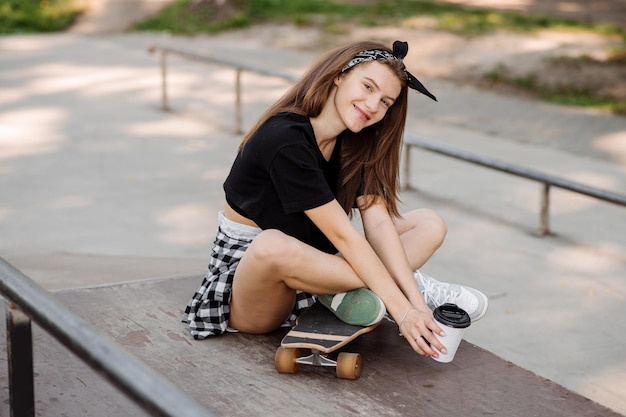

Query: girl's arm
[357,196,425,308]
[356,197,444,348]
[305,199,444,356]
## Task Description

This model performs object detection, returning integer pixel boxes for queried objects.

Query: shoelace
[417,273,461,308]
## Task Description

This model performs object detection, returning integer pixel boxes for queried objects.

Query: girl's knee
[247,229,301,267]
[425,209,448,239]
[406,208,448,241]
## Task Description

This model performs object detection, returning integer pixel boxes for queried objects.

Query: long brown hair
[240,41,409,218]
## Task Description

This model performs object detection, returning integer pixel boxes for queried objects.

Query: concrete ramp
[1,276,619,417]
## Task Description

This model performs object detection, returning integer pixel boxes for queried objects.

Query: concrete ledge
[1,276,620,416]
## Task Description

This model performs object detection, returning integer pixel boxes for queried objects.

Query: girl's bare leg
[228,229,365,334]
[394,208,447,270]
[229,208,447,334]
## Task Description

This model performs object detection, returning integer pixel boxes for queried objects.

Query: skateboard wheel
[275,347,300,374]
[336,352,362,380]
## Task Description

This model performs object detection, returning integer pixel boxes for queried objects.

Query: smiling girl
[183,40,487,358]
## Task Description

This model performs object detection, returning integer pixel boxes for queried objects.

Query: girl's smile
[354,103,371,122]
[333,61,402,133]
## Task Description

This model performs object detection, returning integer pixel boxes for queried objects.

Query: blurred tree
[0,0,83,33]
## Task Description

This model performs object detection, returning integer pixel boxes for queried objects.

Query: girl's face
[333,61,402,133]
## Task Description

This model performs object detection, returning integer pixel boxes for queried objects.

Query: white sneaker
[415,270,488,321]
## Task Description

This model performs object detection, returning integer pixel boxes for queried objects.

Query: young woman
[183,40,488,358]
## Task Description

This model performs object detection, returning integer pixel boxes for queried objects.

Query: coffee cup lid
[433,303,471,328]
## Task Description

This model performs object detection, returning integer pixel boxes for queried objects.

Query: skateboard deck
[274,302,381,379]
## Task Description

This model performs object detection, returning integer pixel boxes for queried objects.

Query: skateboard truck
[296,350,337,367]
[275,347,363,380]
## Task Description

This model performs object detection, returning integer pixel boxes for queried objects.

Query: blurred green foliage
[0,0,84,33]
[484,64,626,115]
[134,0,624,38]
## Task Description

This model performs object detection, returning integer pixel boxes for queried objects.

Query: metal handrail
[403,135,626,234]
[0,258,215,417]
[147,45,297,133]
[147,45,626,235]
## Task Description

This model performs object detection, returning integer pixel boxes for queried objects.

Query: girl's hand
[398,307,446,358]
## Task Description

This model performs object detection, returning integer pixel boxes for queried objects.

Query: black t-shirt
[223,113,342,254]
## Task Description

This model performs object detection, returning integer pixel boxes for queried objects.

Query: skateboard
[274,302,381,380]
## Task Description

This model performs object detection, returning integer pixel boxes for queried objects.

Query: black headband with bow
[342,40,437,102]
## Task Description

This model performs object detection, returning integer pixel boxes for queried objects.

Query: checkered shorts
[182,214,316,339]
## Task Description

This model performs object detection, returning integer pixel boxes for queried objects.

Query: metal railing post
[540,184,551,235]
[235,68,243,134]
[160,50,169,111]
[5,301,35,417]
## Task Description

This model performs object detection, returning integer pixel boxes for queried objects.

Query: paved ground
[1,1,626,415]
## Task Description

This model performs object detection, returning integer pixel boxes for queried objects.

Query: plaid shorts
[182,212,316,339]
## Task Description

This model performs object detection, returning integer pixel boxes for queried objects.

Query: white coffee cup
[431,303,471,363]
